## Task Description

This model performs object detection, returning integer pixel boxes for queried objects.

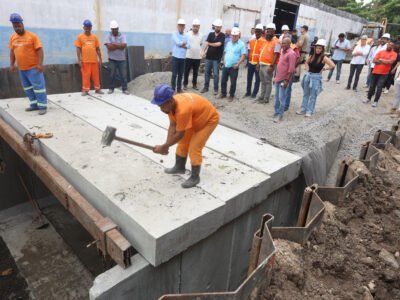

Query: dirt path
[263,144,400,300]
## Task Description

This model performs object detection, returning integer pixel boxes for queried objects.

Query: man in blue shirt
[218,28,246,101]
[171,19,190,93]
[327,33,351,84]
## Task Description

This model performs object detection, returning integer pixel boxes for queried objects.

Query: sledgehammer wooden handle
[114,136,155,151]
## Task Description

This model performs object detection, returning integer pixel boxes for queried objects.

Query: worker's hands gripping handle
[153,144,169,155]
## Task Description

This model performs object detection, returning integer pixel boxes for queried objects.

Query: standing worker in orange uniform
[75,20,104,96]
[152,84,220,188]
[245,23,266,98]
[8,13,48,115]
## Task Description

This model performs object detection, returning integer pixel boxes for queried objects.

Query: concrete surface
[0,93,300,266]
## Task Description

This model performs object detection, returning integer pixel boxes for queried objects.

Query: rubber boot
[181,165,201,188]
[164,155,187,174]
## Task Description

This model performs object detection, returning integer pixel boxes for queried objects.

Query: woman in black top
[297,39,335,117]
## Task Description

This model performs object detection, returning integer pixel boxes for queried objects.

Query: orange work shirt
[168,93,219,132]
[248,37,266,65]
[373,50,397,75]
[8,31,42,71]
[74,33,100,63]
[259,37,280,65]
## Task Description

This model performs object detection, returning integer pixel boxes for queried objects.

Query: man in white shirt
[346,35,370,91]
[183,19,203,90]
[327,33,351,84]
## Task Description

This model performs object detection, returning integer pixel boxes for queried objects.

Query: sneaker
[371,102,377,107]
[296,110,305,115]
[214,90,218,96]
[122,90,130,95]
[325,79,330,82]
[243,93,251,98]
[177,89,183,93]
[362,98,371,104]
[305,113,312,117]
[38,109,47,115]
[383,89,389,94]
[345,86,350,90]
[251,94,257,99]
[95,89,104,95]
[108,89,114,94]
[352,88,358,92]
[183,85,188,90]
[192,84,198,90]
[273,115,283,123]
[81,91,89,96]
[336,80,340,84]
[201,88,209,93]
[216,94,226,99]
[284,107,289,111]
[227,96,234,102]
[363,84,369,88]
[25,106,39,112]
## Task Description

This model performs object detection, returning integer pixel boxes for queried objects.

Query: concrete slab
[88,91,302,191]
[0,93,301,266]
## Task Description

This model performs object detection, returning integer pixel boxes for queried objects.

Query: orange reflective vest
[259,37,279,65]
[248,37,266,65]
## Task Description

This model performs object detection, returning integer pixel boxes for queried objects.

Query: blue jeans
[284,77,294,109]
[204,59,220,91]
[274,81,288,117]
[246,63,260,96]
[18,68,47,110]
[301,73,323,114]
[171,57,185,91]
[327,59,343,81]
[109,59,128,91]
[221,67,239,97]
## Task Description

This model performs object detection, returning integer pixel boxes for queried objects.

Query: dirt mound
[127,72,172,100]
[264,145,400,300]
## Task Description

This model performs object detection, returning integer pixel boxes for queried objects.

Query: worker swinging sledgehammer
[151,84,220,188]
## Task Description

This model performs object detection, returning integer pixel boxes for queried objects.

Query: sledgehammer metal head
[101,126,117,146]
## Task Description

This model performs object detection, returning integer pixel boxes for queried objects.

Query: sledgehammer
[101,126,155,151]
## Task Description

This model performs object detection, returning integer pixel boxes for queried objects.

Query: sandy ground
[263,145,400,300]
[128,64,397,184]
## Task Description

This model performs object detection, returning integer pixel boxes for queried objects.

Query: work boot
[108,89,114,94]
[81,91,89,96]
[181,165,201,188]
[122,90,130,95]
[95,89,104,95]
[38,109,47,115]
[25,106,39,112]
[164,155,187,174]
[192,84,198,90]
[201,87,208,93]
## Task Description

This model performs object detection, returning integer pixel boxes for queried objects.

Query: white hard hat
[231,27,240,36]
[192,19,200,26]
[361,35,368,40]
[382,33,390,39]
[255,23,264,30]
[110,20,118,29]
[177,18,186,25]
[213,19,223,27]
[266,23,276,30]
[281,25,289,31]
[316,39,327,47]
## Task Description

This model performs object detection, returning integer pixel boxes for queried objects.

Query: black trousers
[183,58,201,86]
[347,64,364,89]
[368,74,388,103]
[221,67,239,97]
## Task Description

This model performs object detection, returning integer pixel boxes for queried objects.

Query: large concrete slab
[0,93,301,266]
[87,91,302,191]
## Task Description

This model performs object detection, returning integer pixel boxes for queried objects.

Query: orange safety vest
[259,37,279,65]
[248,37,266,65]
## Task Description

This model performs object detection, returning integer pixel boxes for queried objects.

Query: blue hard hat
[10,13,23,23]
[151,84,174,105]
[83,19,92,27]
[234,22,239,27]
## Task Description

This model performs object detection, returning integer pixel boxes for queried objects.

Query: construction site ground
[0,64,399,299]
